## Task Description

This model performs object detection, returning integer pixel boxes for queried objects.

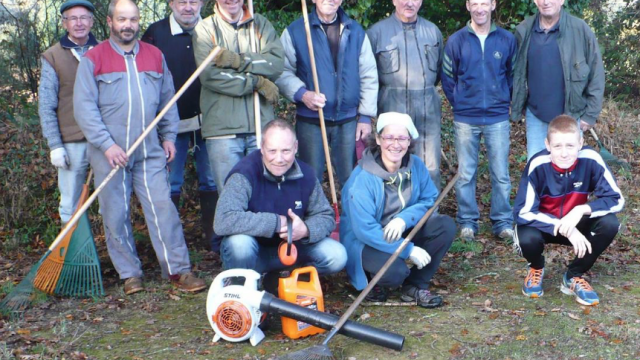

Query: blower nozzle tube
[260,292,404,351]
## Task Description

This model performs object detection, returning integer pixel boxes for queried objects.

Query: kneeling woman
[341,112,455,308]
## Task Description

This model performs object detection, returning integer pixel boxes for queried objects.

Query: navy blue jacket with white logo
[441,22,517,125]
[513,147,624,235]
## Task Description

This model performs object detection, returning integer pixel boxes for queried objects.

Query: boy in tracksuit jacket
[513,115,624,306]
[441,0,517,242]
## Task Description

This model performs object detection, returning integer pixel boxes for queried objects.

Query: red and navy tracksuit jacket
[513,147,624,235]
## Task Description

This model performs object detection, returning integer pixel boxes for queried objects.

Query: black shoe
[365,285,388,302]
[401,285,443,308]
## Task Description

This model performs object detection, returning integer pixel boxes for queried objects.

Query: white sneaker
[460,227,475,241]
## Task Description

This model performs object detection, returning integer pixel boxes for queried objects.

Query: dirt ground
[1,102,639,360]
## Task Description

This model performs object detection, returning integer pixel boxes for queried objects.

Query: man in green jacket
[510,0,604,160]
[192,0,284,192]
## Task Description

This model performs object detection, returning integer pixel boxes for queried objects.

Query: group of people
[39,0,623,307]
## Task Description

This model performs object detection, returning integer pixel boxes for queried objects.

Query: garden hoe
[0,46,223,316]
[248,0,262,146]
[301,0,340,240]
[276,172,460,360]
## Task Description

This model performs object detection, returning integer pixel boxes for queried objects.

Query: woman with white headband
[340,112,455,308]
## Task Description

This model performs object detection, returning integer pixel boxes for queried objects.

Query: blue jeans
[205,136,258,191]
[169,130,216,196]
[454,121,513,235]
[525,108,549,161]
[295,120,357,187]
[220,234,347,276]
[58,141,89,223]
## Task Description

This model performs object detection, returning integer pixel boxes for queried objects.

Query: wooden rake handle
[247,0,262,146]
[322,172,460,345]
[48,47,223,252]
[301,0,338,207]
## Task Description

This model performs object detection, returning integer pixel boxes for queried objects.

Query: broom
[276,173,460,360]
[301,0,340,240]
[33,170,103,298]
[589,128,630,170]
[0,46,223,314]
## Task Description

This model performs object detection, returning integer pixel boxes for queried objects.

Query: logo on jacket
[493,51,502,60]
[295,201,303,210]
[573,181,583,188]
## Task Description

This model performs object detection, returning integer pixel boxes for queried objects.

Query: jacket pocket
[569,59,589,112]
[423,41,440,72]
[143,71,163,109]
[375,47,399,74]
[96,73,123,107]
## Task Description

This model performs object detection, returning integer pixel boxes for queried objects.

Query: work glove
[214,47,243,69]
[256,76,279,104]
[50,147,69,170]
[383,218,406,243]
[408,246,431,270]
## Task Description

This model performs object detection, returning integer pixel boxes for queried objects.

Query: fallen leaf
[567,313,581,320]
[488,312,499,320]
[582,307,591,315]
[16,329,31,335]
[121,329,132,335]
[534,311,547,316]
[611,339,623,344]
[484,299,492,308]
[516,335,526,341]
[169,294,181,301]
[614,319,625,326]
[258,349,266,355]
[65,314,74,320]
[358,313,371,321]
[461,329,469,335]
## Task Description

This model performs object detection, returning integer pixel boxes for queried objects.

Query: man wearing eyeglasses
[441,0,517,242]
[39,0,97,227]
[142,0,219,249]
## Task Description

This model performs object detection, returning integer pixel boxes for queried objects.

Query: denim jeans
[525,108,549,161]
[205,135,258,191]
[169,130,216,196]
[454,121,513,235]
[58,141,89,223]
[220,234,347,276]
[295,120,357,187]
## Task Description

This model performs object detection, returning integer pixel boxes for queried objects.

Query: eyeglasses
[379,135,411,145]
[62,15,93,23]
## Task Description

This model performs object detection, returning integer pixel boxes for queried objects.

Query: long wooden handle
[301,0,338,207]
[48,46,222,252]
[248,0,262,146]
[322,173,460,345]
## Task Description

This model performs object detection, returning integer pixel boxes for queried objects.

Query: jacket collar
[170,13,202,35]
[466,20,497,35]
[551,158,579,173]
[108,38,140,56]
[262,159,304,183]
[309,6,351,29]
[60,32,98,49]
[214,3,253,27]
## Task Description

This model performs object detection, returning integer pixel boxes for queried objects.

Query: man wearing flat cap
[39,0,98,226]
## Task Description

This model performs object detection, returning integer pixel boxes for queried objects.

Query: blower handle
[259,293,404,351]
[211,269,261,292]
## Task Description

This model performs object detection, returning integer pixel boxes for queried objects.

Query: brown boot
[124,277,144,295]
[170,272,206,293]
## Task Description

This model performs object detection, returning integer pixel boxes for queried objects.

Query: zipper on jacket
[397,172,406,209]
[558,170,570,218]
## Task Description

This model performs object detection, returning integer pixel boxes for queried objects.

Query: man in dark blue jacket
[441,0,517,242]
[513,115,623,306]
[276,0,378,187]
[141,0,218,247]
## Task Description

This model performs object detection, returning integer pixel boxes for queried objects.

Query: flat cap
[60,0,95,14]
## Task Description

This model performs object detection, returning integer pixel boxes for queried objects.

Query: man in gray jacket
[214,119,346,276]
[74,0,205,295]
[39,0,98,225]
[511,0,605,159]
[367,0,444,189]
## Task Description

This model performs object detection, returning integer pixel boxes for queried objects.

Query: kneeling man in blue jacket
[214,119,347,277]
[442,0,517,243]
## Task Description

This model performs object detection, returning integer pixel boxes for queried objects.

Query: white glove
[383,218,406,243]
[50,147,69,169]
[408,246,431,269]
